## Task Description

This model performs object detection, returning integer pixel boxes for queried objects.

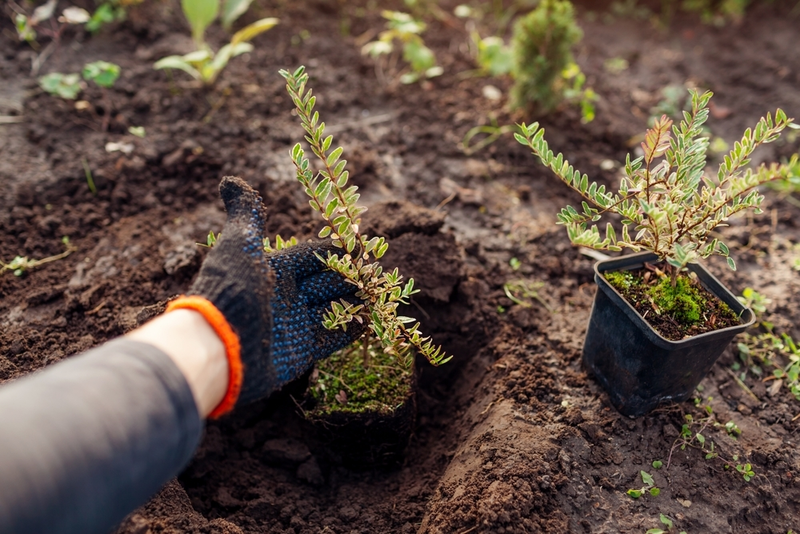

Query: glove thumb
[219,176,268,235]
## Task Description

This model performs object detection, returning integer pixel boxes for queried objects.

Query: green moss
[605,270,638,291]
[648,276,705,324]
[308,338,413,416]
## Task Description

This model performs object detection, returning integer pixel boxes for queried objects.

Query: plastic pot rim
[593,251,756,348]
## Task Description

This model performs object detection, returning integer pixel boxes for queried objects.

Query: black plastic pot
[583,252,756,417]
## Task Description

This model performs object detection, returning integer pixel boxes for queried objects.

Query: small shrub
[280,66,450,366]
[516,89,799,284]
[509,0,586,116]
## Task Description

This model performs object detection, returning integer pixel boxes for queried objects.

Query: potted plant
[279,66,451,464]
[515,89,799,415]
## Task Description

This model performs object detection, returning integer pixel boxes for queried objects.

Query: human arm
[0,177,363,534]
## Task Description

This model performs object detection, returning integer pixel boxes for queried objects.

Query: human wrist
[126,308,229,418]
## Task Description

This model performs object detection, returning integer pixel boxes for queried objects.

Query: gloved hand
[168,176,363,417]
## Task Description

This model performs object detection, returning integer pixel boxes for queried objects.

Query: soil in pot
[303,338,417,468]
[604,265,742,341]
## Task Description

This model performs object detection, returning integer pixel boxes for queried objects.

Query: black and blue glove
[177,176,363,415]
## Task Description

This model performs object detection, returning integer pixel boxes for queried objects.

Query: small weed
[474,35,513,77]
[2,236,76,277]
[667,399,754,483]
[86,0,137,33]
[39,60,121,130]
[503,279,553,312]
[81,157,96,194]
[652,459,663,469]
[736,288,800,403]
[461,120,519,155]
[626,470,660,499]
[645,512,686,534]
[11,0,91,73]
[39,72,82,99]
[155,0,278,84]
[362,11,442,84]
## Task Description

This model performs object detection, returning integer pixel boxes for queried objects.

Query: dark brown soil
[2,1,800,533]
[605,267,741,341]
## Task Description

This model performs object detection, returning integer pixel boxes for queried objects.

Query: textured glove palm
[189,177,363,406]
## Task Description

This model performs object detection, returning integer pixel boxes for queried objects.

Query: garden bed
[1,1,799,532]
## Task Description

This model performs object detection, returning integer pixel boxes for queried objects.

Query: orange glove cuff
[166,296,243,419]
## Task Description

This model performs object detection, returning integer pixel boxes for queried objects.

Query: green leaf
[154,56,202,80]
[82,61,120,88]
[727,256,736,270]
[626,489,642,499]
[641,470,654,486]
[649,487,660,497]
[230,17,279,46]
[221,0,252,30]
[327,146,344,167]
[181,0,219,46]
[652,460,663,469]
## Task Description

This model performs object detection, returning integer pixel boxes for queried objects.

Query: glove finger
[267,240,346,278]
[219,176,267,235]
[299,270,359,306]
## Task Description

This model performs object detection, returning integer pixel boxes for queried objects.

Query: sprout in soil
[2,236,76,277]
[280,65,451,369]
[154,0,277,85]
[361,11,443,85]
[39,60,122,131]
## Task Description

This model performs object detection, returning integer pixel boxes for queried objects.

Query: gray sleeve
[0,338,203,534]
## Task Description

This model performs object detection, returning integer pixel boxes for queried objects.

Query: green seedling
[362,10,443,84]
[154,0,278,84]
[626,470,661,499]
[646,512,686,534]
[39,72,82,99]
[86,0,137,33]
[474,35,513,77]
[736,289,800,403]
[516,89,798,286]
[82,60,120,131]
[40,61,121,131]
[461,120,519,155]
[2,237,76,277]
[82,60,120,88]
[12,0,90,73]
[503,279,553,312]
[281,66,450,367]
[128,126,146,138]
[13,0,89,44]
